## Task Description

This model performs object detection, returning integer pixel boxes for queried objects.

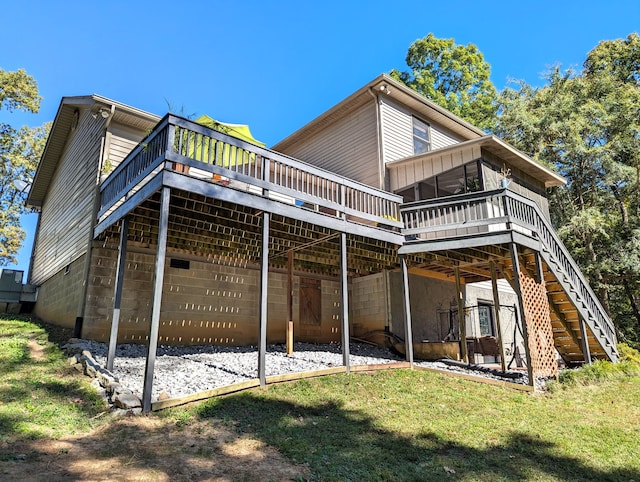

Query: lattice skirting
[520,272,558,378]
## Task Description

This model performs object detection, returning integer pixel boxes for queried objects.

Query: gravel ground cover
[76,339,533,402]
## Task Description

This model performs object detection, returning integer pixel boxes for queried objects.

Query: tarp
[194,114,265,148]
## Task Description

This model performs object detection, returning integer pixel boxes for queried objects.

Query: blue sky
[2,0,638,275]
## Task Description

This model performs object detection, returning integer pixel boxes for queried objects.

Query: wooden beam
[579,317,592,364]
[107,217,128,371]
[142,187,170,413]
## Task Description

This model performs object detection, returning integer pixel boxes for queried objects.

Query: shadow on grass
[198,392,640,481]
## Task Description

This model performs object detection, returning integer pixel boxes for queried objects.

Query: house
[26,76,618,411]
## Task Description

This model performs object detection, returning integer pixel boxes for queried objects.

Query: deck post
[509,243,535,387]
[258,211,270,386]
[286,251,294,355]
[142,187,170,412]
[579,317,592,365]
[490,261,507,372]
[454,267,468,363]
[340,232,350,373]
[107,217,129,371]
[400,255,414,366]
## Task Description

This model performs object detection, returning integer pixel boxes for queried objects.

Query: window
[395,159,483,203]
[477,302,495,337]
[413,117,430,154]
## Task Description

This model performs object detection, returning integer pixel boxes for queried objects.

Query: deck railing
[400,189,618,361]
[99,114,402,229]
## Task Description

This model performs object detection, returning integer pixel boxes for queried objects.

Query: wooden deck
[398,189,619,364]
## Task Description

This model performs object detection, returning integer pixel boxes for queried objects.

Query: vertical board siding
[388,145,480,192]
[278,102,380,188]
[30,109,104,285]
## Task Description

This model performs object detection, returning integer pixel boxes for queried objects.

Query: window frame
[412,117,431,155]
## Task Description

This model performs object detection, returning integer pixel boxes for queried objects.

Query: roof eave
[272,73,485,153]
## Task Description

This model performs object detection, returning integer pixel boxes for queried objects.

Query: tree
[495,34,640,346]
[390,33,498,131]
[0,68,48,266]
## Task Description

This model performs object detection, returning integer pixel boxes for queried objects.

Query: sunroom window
[413,117,430,154]
[396,160,483,203]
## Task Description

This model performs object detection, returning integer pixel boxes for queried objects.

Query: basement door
[299,277,321,338]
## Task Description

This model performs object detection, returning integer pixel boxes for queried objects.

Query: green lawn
[2,314,639,481]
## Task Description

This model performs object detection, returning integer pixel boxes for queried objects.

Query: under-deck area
[92,114,619,412]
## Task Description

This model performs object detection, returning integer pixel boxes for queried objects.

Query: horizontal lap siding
[381,98,464,165]
[431,124,462,150]
[277,102,380,188]
[106,124,148,170]
[30,110,104,285]
[381,98,413,163]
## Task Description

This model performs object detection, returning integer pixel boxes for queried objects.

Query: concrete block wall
[32,255,86,329]
[83,245,344,346]
[388,272,457,342]
[350,272,387,337]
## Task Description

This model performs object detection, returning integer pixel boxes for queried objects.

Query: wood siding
[275,102,380,188]
[380,97,463,164]
[388,144,482,192]
[30,109,105,285]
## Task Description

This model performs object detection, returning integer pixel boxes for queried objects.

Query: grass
[0,314,107,445]
[2,314,640,481]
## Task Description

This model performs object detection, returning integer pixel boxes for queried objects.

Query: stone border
[63,338,143,416]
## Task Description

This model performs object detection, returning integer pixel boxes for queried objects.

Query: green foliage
[495,34,640,345]
[618,342,640,363]
[0,68,49,265]
[390,33,498,131]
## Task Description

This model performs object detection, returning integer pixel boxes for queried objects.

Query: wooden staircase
[502,194,620,364]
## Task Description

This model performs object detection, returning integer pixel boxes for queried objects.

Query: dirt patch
[27,340,46,361]
[0,416,309,481]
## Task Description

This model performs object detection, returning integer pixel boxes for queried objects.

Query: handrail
[99,114,402,228]
[400,189,618,360]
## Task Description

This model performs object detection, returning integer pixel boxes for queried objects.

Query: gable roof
[27,95,159,208]
[272,73,486,153]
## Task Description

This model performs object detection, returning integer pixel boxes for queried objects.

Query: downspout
[74,103,116,337]
[368,88,385,191]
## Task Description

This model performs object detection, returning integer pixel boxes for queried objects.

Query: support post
[258,212,270,386]
[509,243,535,387]
[490,261,507,372]
[579,317,592,365]
[142,187,170,412]
[454,267,468,363]
[107,217,129,371]
[340,232,350,373]
[400,255,414,366]
[286,251,293,355]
